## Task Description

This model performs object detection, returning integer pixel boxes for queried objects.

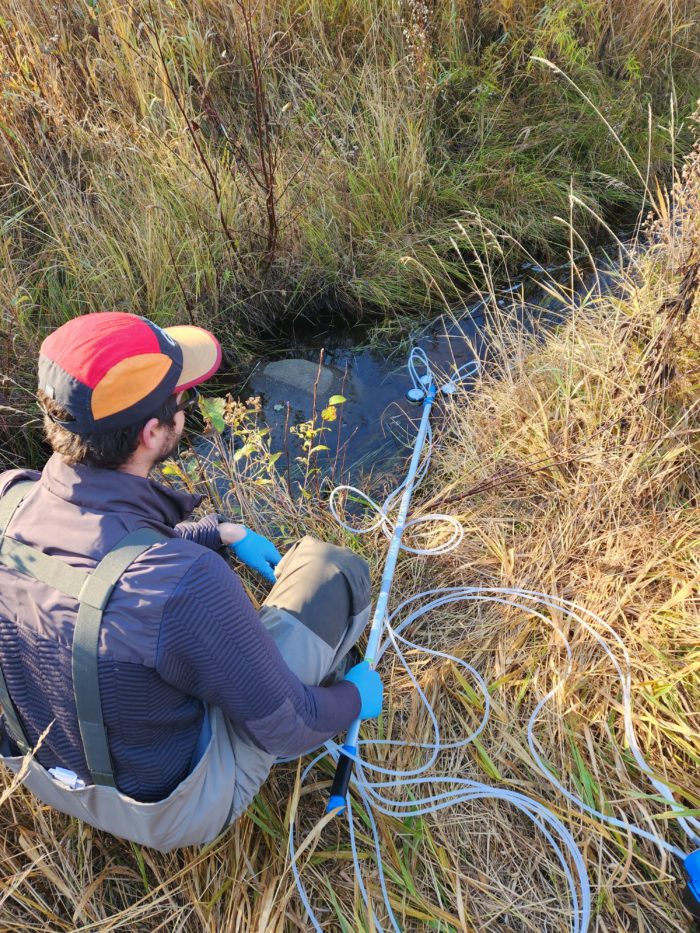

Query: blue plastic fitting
[683,850,700,923]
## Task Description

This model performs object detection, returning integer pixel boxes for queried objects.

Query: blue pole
[327,383,438,813]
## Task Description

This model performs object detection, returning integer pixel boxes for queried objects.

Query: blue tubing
[327,383,437,814]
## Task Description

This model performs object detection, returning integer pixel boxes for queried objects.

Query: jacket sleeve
[154,550,361,756]
[173,513,223,550]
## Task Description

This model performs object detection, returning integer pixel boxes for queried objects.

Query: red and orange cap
[38,312,222,435]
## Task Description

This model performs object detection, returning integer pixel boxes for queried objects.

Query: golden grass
[3,0,700,471]
[1,116,698,932]
[2,0,699,333]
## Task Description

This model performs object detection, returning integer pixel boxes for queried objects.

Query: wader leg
[260,535,371,684]
[224,536,371,824]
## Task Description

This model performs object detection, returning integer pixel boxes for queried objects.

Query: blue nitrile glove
[344,661,383,720]
[230,528,281,583]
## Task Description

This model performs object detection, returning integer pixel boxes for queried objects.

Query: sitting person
[0,311,381,852]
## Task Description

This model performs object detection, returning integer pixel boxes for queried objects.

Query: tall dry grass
[0,105,698,933]
[2,0,700,469]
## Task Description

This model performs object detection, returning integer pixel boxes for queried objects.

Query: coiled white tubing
[289,348,694,933]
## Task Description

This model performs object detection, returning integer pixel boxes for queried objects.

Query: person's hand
[344,661,383,720]
[230,528,281,583]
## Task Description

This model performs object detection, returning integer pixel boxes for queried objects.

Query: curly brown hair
[36,390,179,470]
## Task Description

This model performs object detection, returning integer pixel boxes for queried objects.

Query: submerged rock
[256,359,334,398]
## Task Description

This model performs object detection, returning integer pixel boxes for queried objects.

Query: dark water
[224,237,630,490]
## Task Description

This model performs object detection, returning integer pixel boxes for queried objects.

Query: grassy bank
[1,105,698,931]
[2,0,700,468]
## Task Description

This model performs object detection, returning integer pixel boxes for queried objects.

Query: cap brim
[164,325,222,392]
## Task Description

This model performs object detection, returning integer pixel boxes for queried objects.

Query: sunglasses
[175,386,200,415]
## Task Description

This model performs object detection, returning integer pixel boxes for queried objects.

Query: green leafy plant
[290,394,346,498]
[159,393,282,524]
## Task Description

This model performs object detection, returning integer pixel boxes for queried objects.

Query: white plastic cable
[328,349,473,555]
[289,349,693,932]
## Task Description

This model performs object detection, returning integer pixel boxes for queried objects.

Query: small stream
[220,237,629,489]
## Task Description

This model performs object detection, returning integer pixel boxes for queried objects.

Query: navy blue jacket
[0,454,359,801]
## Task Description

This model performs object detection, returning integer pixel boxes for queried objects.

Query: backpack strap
[0,484,168,787]
[0,536,91,600]
[0,664,31,756]
[0,480,88,598]
[72,527,167,787]
[0,481,38,754]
